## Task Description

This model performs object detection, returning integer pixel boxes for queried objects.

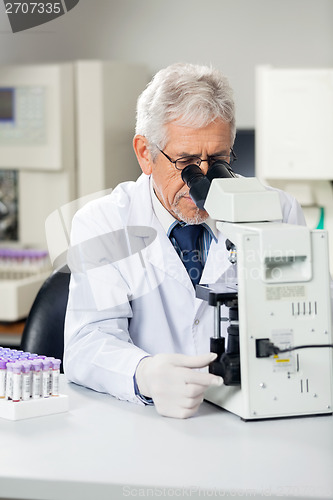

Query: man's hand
[135,352,223,418]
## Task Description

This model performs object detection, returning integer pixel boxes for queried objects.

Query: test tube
[12,362,22,402]
[46,357,55,396]
[31,359,42,399]
[6,361,14,400]
[51,359,61,396]
[0,359,6,399]
[21,361,32,401]
[41,358,51,398]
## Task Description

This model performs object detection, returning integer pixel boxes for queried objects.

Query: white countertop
[0,376,332,500]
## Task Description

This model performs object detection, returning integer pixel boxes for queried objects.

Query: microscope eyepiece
[181,164,211,210]
[181,164,205,186]
[181,161,237,210]
[206,160,236,182]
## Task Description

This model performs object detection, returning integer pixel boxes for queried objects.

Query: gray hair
[135,62,236,159]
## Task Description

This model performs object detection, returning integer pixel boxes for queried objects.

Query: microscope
[182,163,333,420]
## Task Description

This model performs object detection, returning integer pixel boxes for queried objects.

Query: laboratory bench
[0,375,332,500]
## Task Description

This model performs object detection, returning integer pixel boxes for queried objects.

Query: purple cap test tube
[21,361,32,401]
[0,359,6,398]
[12,362,22,402]
[31,359,42,399]
[41,358,52,397]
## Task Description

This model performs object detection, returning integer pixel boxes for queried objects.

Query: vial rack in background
[0,347,69,420]
[0,248,51,280]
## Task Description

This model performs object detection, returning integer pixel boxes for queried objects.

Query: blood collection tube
[0,359,6,398]
[6,361,14,400]
[51,359,61,396]
[12,362,22,402]
[21,361,32,401]
[31,359,42,399]
[46,357,55,396]
[41,358,51,397]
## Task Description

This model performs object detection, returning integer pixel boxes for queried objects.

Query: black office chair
[20,268,70,372]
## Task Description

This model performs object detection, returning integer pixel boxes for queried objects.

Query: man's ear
[133,135,153,175]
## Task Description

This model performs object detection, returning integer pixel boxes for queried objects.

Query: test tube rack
[0,246,52,322]
[0,394,69,420]
[0,347,69,420]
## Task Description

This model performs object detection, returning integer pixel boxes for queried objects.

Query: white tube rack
[0,394,69,420]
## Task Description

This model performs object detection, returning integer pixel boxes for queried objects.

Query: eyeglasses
[158,147,237,171]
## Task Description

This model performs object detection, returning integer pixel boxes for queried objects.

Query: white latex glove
[135,352,222,418]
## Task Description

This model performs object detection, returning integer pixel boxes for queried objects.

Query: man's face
[151,119,232,224]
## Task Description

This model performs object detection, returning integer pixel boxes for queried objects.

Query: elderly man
[64,63,305,418]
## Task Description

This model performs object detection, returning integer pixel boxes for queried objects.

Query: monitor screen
[0,88,14,121]
[233,129,255,177]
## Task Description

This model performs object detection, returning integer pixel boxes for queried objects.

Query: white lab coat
[64,173,306,404]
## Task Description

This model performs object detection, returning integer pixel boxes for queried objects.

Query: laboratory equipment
[0,61,149,321]
[255,65,333,275]
[181,164,333,420]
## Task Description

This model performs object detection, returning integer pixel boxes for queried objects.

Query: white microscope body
[202,177,333,420]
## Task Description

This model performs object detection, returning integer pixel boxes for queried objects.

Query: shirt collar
[149,176,218,241]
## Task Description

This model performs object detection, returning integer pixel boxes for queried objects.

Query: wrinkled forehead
[163,119,233,152]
